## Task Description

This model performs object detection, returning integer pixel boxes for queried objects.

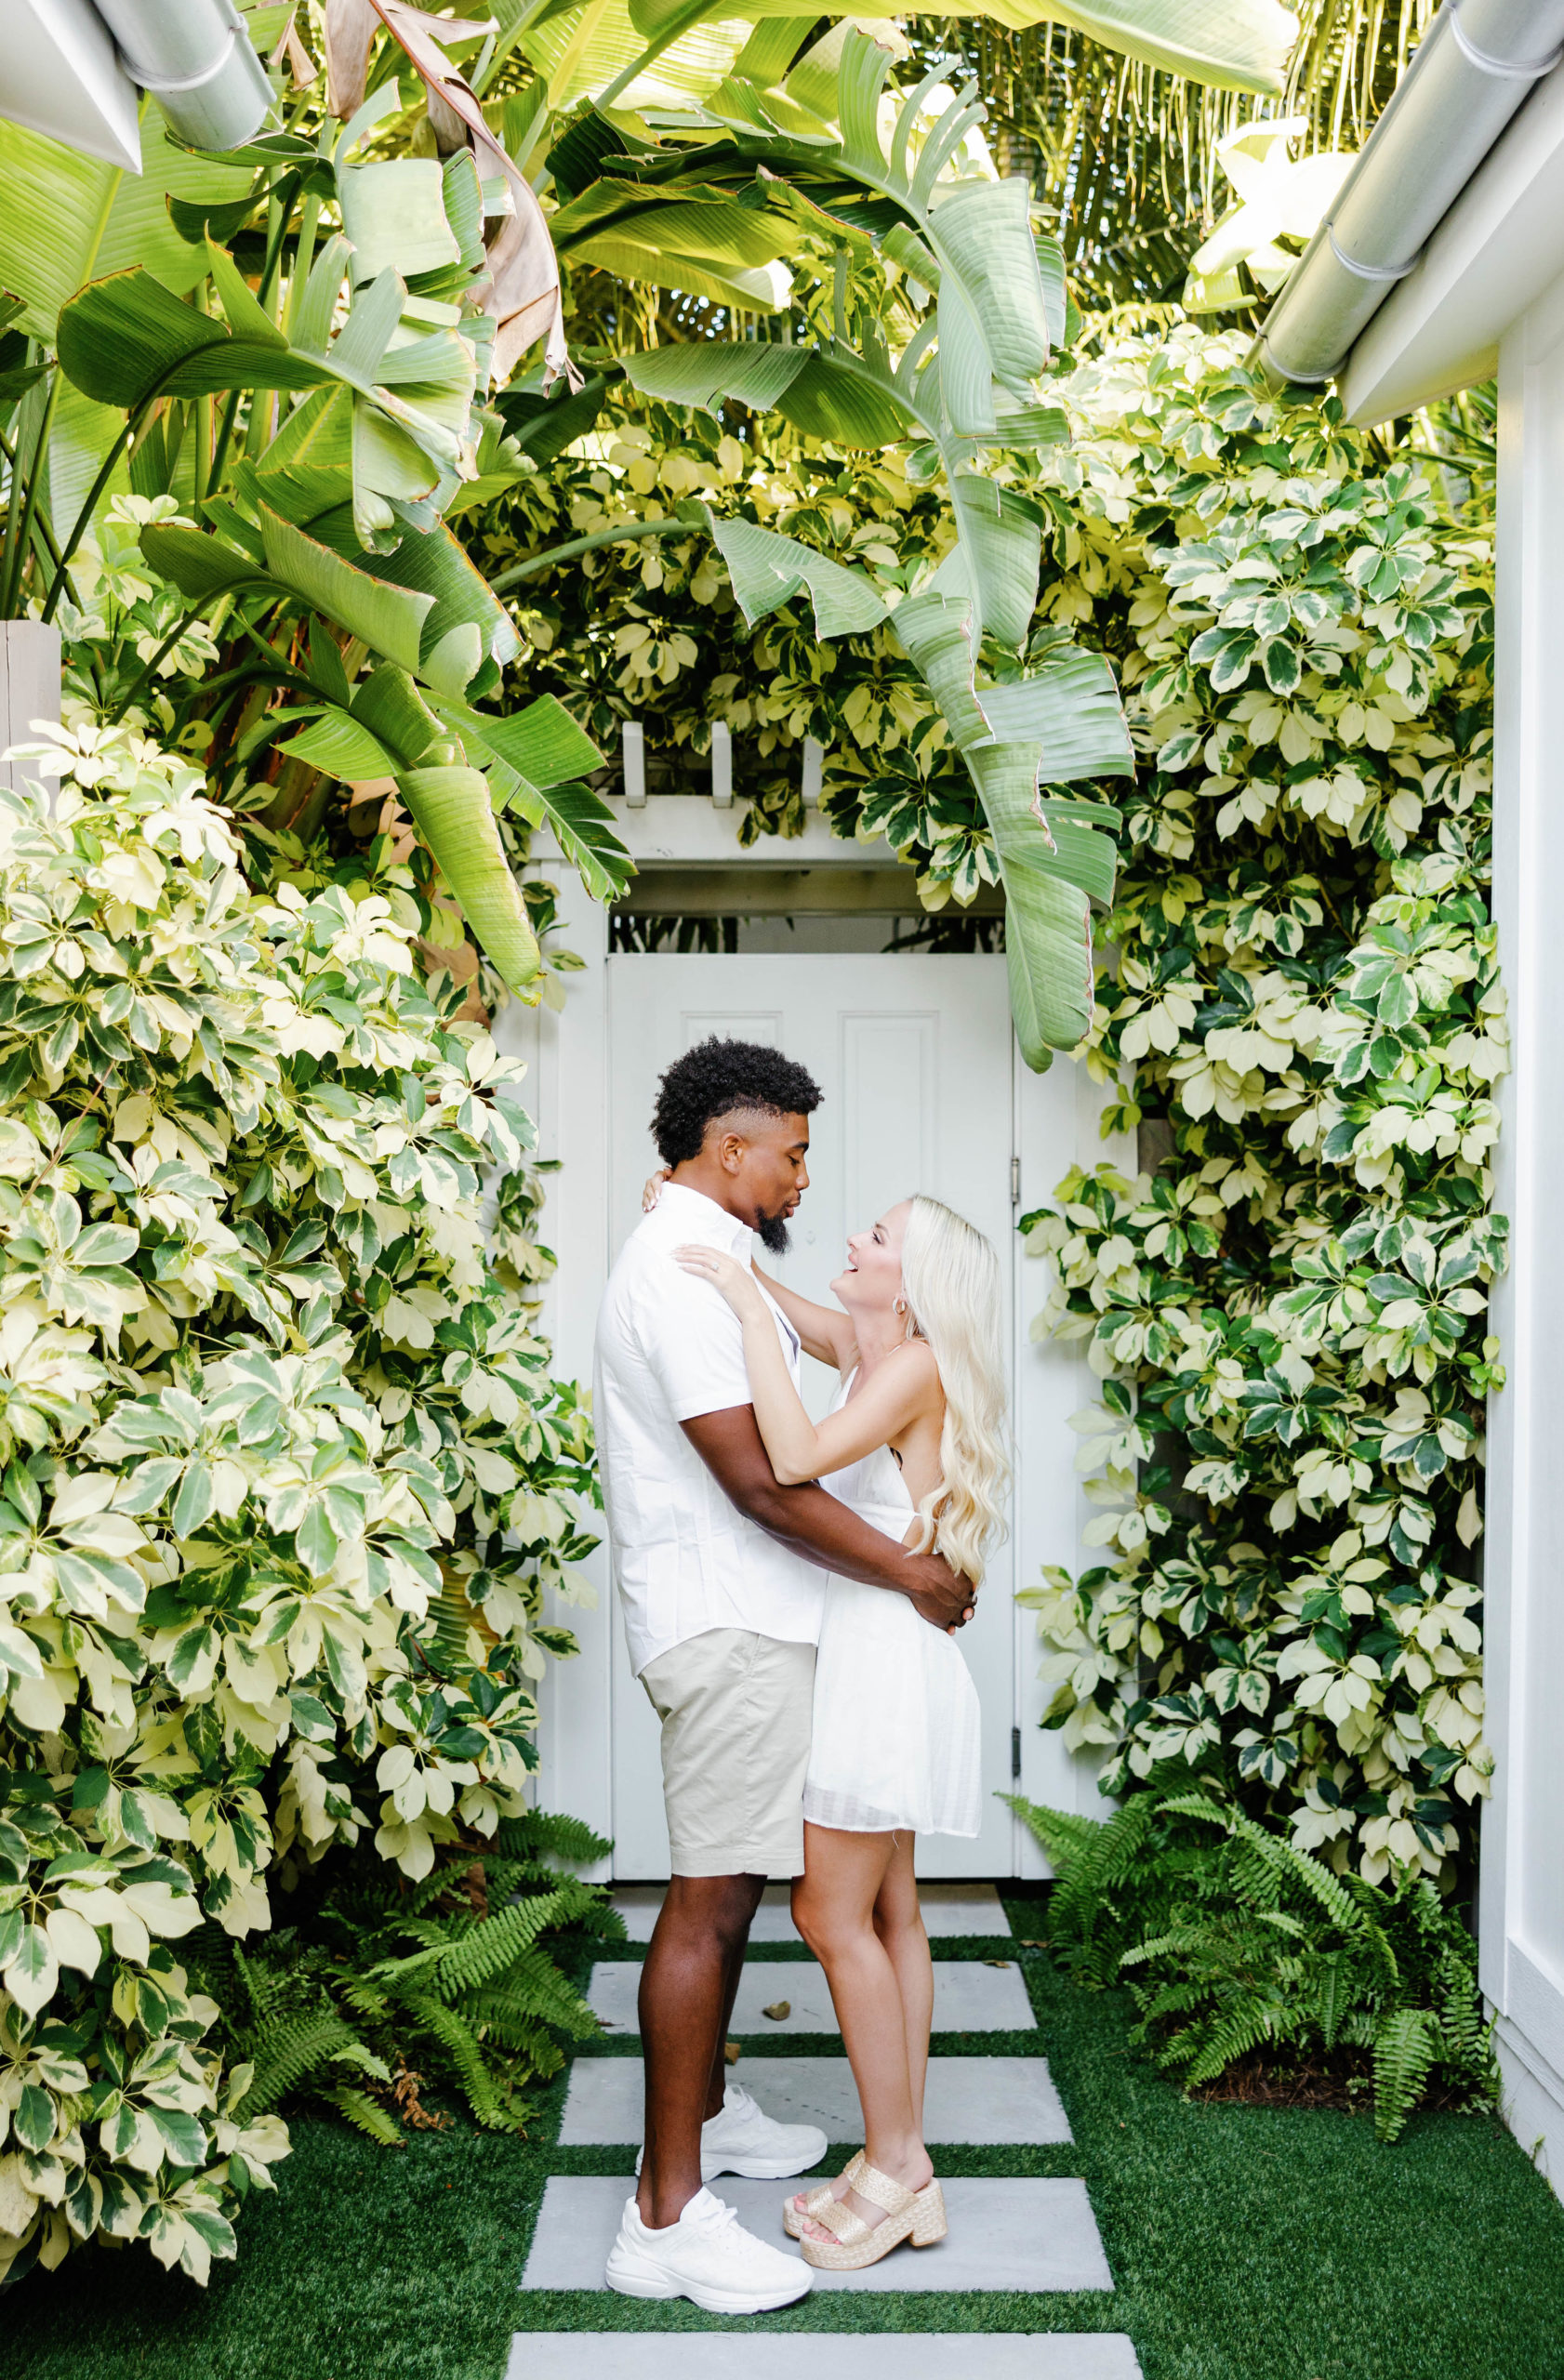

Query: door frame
[498,799,1123,1880]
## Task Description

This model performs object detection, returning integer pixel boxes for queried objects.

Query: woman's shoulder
[886,1335,943,1402]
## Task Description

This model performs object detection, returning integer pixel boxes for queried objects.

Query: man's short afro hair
[652,1037,822,1168]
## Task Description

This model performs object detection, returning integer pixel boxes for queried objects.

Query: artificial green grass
[11,1893,1564,2380]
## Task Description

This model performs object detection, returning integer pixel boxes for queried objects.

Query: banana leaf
[971,0,1296,94]
[705,512,889,638]
[398,765,542,992]
[963,738,1097,1065]
[0,101,255,526]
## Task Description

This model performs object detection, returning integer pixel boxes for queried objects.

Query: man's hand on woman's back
[682,1407,975,1630]
[902,1547,977,1633]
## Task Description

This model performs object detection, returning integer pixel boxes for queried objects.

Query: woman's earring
[894,1296,907,1316]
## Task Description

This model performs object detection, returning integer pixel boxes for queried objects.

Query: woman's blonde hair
[899,1195,1009,1584]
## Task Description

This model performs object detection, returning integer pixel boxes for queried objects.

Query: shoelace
[686,2194,741,2240]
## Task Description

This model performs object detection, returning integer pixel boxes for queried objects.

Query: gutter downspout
[1255,0,1564,386]
[93,0,273,153]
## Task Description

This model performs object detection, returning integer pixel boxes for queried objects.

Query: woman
[672,1195,1008,2273]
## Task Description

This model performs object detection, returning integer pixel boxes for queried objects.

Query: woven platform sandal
[798,2164,948,2271]
[783,2150,867,2241]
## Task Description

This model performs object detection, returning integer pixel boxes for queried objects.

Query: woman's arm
[642,1170,853,1369]
[750,1262,855,1370]
[681,1407,974,1630]
[675,1247,937,1486]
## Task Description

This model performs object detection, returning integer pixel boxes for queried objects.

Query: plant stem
[0,421,78,610]
[106,605,206,724]
[471,0,558,97]
[284,192,322,343]
[0,347,50,617]
[596,0,717,111]
[41,386,169,625]
[487,518,685,594]
[208,389,245,498]
[213,175,301,495]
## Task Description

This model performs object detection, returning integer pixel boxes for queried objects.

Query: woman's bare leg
[790,1821,933,2237]
[873,1831,933,2138]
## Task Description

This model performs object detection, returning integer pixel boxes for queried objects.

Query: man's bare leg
[637,1871,765,2228]
[702,1909,754,2123]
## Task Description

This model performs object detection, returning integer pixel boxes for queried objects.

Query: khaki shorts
[639,1628,815,1879]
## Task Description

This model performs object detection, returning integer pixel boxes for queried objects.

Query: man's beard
[756,1210,792,1256]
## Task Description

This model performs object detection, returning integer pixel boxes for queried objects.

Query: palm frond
[910,3,1436,319]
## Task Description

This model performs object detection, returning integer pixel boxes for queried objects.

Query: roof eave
[1342,56,1564,422]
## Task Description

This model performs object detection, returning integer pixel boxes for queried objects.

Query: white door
[603,951,1017,1880]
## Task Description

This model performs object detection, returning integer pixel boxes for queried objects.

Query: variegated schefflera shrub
[0,724,593,2283]
[1018,327,1502,1891]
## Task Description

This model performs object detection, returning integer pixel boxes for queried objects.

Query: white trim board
[1343,60,1564,422]
[537,797,868,870]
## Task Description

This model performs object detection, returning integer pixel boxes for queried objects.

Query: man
[593,1036,974,2313]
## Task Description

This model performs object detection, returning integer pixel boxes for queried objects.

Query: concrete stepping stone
[611,1883,1014,1945]
[522,2175,1113,2294]
[561,2055,1072,2146]
[508,2338,1143,2378]
[588,1959,1036,2038]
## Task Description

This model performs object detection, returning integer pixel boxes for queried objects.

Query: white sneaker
[605,2187,812,2312]
[634,2082,828,2181]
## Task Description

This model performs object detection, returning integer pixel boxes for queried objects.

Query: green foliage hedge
[0,723,594,2283]
[1013,332,1499,1887]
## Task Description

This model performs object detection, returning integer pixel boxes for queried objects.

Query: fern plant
[189,1812,622,2147]
[1009,1782,1499,2142]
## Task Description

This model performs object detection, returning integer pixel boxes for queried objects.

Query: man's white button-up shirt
[593,1181,826,1677]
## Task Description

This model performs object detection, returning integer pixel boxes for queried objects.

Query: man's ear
[716,1129,747,1176]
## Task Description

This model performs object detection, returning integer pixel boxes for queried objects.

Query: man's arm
[682,1406,975,1633]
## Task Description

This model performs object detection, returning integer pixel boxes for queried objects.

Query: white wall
[1483,271,1564,2186]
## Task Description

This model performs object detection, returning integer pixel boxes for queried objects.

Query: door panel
[604,954,1015,1879]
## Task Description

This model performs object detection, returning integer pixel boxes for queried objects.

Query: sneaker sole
[605,2254,810,2314]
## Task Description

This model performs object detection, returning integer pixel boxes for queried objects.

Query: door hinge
[1010,1156,1021,1208]
[1011,1725,1022,1780]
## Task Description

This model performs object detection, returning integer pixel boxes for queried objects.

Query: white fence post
[0,621,62,797]
[709,720,733,807]
[622,718,645,806]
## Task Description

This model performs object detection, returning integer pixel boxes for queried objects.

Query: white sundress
[802,1373,982,1838]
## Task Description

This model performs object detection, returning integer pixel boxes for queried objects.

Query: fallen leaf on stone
[762,2001,791,2021]
[984,1960,1012,1969]
[723,2040,742,2065]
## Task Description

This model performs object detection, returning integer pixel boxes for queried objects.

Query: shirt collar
[644,1180,754,1263]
